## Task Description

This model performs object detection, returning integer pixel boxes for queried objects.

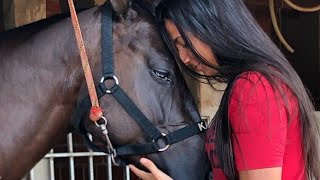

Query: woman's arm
[239,167,282,180]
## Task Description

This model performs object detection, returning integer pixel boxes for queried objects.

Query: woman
[129,0,320,179]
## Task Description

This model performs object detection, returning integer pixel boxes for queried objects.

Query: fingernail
[140,158,147,163]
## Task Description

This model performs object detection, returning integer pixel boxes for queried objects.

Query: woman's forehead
[164,20,181,39]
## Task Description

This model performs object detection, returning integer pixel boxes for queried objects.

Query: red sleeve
[228,72,288,171]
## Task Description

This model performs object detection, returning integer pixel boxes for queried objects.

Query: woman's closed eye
[174,36,186,48]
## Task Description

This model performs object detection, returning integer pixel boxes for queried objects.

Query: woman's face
[164,20,217,76]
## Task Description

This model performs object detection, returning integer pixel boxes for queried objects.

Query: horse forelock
[114,20,153,50]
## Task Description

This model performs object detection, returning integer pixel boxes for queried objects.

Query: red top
[206,72,306,180]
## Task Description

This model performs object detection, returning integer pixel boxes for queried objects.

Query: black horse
[0,0,210,179]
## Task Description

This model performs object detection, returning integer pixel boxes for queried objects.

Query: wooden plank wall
[0,0,106,32]
[2,0,46,30]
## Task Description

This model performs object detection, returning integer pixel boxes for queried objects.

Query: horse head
[77,1,211,179]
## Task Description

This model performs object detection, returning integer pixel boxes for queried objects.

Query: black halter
[71,2,207,162]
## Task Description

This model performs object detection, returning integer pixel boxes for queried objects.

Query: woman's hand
[129,158,173,180]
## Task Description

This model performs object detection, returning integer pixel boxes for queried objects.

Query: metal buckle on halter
[110,149,121,166]
[153,133,170,152]
[100,75,119,94]
[95,116,120,166]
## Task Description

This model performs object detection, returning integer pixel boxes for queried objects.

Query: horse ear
[110,0,131,15]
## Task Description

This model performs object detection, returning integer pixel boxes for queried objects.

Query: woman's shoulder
[229,72,292,132]
[232,71,292,95]
[229,71,298,120]
[230,71,297,108]
[231,71,273,97]
[234,71,269,86]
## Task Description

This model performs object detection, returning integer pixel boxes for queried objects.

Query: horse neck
[0,7,102,179]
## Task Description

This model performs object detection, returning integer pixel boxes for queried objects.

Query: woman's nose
[188,59,201,70]
[176,45,192,65]
[181,56,192,65]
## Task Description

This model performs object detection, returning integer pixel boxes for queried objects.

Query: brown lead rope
[67,0,103,122]
[67,0,119,165]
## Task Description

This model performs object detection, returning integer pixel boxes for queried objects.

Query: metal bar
[29,132,137,180]
[44,152,107,158]
[88,134,95,180]
[67,134,75,180]
[107,155,112,180]
[49,149,55,180]
[29,169,35,180]
[124,166,130,180]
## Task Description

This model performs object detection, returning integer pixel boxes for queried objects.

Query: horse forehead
[113,20,155,48]
[111,18,171,65]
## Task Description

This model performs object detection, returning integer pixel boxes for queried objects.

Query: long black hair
[155,0,320,179]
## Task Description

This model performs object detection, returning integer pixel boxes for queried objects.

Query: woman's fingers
[129,158,173,180]
[139,158,159,174]
[128,164,154,180]
[139,158,173,180]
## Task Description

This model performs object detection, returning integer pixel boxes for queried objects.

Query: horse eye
[152,69,171,82]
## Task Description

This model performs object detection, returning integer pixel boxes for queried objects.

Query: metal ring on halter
[153,133,170,152]
[95,116,107,127]
[100,75,119,94]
